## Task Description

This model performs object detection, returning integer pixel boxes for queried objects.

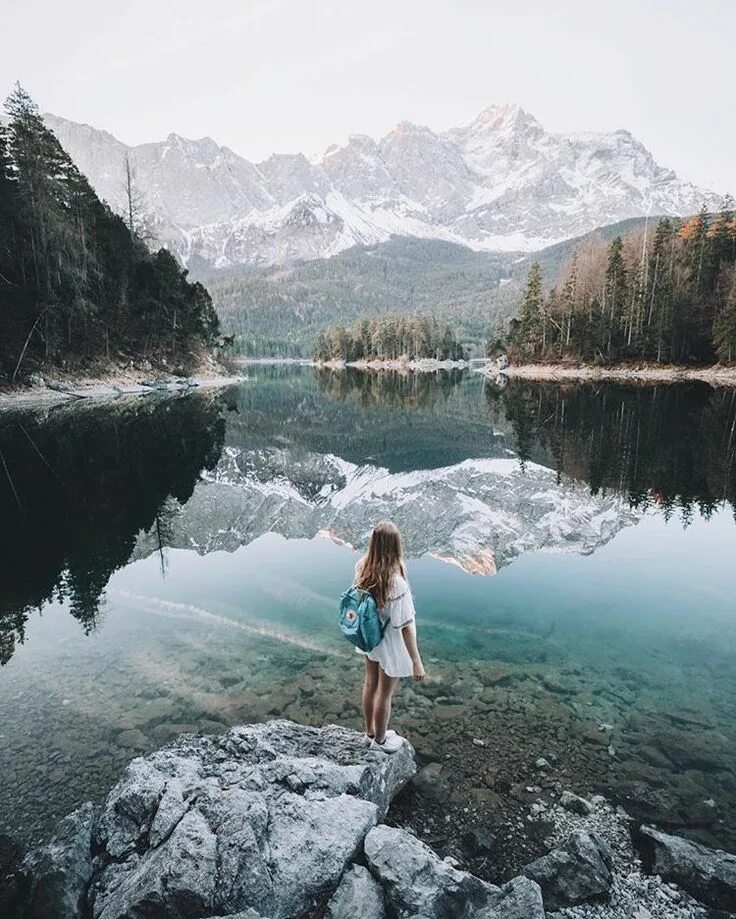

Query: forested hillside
[313,314,464,362]
[508,201,736,364]
[0,85,219,383]
[206,218,654,358]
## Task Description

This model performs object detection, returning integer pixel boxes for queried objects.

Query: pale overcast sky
[2,0,734,191]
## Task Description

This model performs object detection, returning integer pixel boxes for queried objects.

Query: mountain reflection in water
[1,368,734,665]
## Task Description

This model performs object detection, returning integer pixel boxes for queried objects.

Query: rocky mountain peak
[391,118,429,136]
[42,104,720,269]
[470,102,539,133]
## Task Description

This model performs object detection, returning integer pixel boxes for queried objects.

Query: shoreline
[477,360,736,387]
[0,367,246,410]
[251,355,736,386]
[315,357,471,371]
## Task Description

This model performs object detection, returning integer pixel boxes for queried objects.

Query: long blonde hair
[355,520,406,608]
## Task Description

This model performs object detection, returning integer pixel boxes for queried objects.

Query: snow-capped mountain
[134,447,640,574]
[45,105,718,270]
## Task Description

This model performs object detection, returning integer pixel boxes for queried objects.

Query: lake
[1,366,735,875]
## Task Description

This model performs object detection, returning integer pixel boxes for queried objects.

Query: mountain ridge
[43,105,719,271]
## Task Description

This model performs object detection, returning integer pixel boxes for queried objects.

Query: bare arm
[400,620,425,681]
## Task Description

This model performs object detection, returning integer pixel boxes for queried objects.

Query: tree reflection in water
[0,393,226,664]
[487,379,736,521]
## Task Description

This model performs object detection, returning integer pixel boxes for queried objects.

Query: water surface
[1,367,735,852]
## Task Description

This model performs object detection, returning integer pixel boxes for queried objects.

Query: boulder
[93,809,220,919]
[13,722,415,919]
[325,864,385,918]
[520,830,613,910]
[88,721,414,919]
[476,875,548,919]
[364,824,544,918]
[19,802,97,919]
[637,824,736,911]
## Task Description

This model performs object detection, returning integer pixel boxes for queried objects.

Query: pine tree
[560,253,578,355]
[502,209,736,367]
[603,237,627,358]
[712,195,736,269]
[713,270,736,363]
[513,262,543,359]
[0,118,17,288]
[121,152,154,241]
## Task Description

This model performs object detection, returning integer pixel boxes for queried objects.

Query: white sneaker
[371,733,404,753]
[364,729,396,745]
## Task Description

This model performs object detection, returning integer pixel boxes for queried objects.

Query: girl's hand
[412,659,426,682]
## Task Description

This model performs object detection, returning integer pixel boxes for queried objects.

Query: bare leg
[373,667,399,743]
[362,658,379,736]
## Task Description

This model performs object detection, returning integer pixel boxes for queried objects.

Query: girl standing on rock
[355,521,425,753]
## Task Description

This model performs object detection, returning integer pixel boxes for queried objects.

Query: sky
[1,0,734,192]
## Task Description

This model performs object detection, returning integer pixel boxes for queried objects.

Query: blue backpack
[339,586,386,652]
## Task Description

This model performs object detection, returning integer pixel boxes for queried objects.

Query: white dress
[356,570,416,678]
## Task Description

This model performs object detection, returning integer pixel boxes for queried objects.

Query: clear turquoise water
[1,367,735,847]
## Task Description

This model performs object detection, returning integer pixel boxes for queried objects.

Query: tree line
[313,314,465,362]
[504,200,736,365]
[0,84,219,382]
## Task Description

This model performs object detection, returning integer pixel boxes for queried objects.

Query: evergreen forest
[506,201,736,365]
[313,314,465,362]
[0,84,219,382]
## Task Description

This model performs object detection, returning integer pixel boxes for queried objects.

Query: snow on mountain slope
[45,104,718,269]
[133,447,641,574]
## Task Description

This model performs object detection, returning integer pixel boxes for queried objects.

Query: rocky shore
[0,357,245,408]
[3,721,734,919]
[476,360,736,388]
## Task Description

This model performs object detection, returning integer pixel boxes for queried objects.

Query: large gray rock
[637,824,736,911]
[474,875,548,919]
[520,830,613,910]
[19,802,97,919]
[89,721,414,919]
[325,864,385,918]
[364,824,545,919]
